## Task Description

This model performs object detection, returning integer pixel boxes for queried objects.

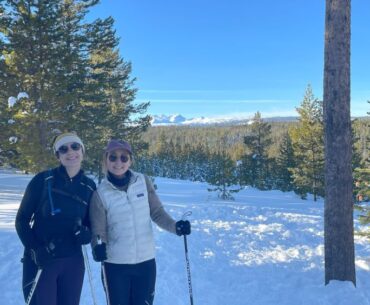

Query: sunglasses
[58,142,82,154]
[108,154,130,163]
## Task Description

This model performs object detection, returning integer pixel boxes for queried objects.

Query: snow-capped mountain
[150,114,298,126]
[151,114,187,125]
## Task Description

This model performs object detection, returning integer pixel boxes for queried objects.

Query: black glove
[92,243,107,262]
[31,243,55,268]
[74,225,92,245]
[176,220,191,236]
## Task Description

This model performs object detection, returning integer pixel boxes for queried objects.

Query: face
[106,149,132,178]
[57,142,83,170]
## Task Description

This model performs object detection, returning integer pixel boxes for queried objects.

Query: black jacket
[15,165,96,258]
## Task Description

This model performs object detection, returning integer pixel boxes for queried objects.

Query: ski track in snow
[1,171,370,305]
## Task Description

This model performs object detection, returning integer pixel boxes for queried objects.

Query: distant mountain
[151,114,187,125]
[150,114,298,126]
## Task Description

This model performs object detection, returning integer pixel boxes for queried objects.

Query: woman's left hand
[175,220,191,236]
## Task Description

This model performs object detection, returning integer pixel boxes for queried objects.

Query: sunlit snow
[8,97,17,108]
[1,171,370,305]
[17,92,29,100]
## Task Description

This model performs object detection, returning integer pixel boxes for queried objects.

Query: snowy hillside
[1,171,370,305]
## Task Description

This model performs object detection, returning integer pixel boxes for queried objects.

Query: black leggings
[22,253,84,305]
[103,259,156,305]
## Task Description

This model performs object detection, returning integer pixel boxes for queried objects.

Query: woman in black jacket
[15,132,96,305]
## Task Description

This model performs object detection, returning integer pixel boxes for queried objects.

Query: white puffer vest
[97,171,155,264]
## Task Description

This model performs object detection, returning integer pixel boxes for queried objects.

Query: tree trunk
[323,0,355,285]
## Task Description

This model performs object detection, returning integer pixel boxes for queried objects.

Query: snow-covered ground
[1,170,370,305]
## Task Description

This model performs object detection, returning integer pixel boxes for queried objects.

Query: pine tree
[275,132,296,191]
[191,144,210,182]
[0,7,11,165]
[239,111,273,190]
[153,132,175,177]
[72,16,150,175]
[0,99,12,166]
[206,151,240,200]
[351,120,363,170]
[354,102,370,203]
[289,85,324,200]
[0,1,150,174]
[177,143,190,179]
[0,0,96,171]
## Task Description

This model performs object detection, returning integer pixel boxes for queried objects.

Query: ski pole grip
[182,211,192,221]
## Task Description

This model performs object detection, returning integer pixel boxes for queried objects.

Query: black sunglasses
[108,154,129,163]
[58,142,82,154]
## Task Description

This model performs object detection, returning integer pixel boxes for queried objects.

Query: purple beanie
[105,139,132,154]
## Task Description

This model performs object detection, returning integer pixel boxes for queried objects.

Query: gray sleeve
[145,176,177,234]
[89,191,108,247]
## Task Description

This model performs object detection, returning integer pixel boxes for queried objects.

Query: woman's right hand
[92,243,107,262]
[31,242,55,268]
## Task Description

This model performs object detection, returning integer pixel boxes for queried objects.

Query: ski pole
[25,268,42,305]
[97,236,111,305]
[182,211,194,305]
[82,245,98,305]
[25,242,55,305]
[75,218,98,305]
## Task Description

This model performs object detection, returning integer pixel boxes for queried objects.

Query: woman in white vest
[90,139,191,305]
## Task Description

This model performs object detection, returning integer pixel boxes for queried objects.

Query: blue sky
[89,0,370,118]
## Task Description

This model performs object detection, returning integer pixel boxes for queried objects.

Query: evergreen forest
[135,91,369,201]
